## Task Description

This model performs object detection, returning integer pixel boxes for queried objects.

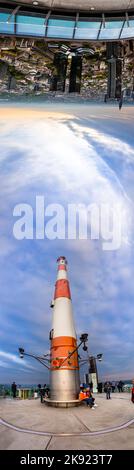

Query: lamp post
[89,354,103,393]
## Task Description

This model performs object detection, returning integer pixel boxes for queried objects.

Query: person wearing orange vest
[79,387,96,408]
[79,390,87,401]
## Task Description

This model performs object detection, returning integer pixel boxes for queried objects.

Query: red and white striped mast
[50,256,80,404]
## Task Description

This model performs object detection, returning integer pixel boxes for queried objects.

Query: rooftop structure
[0,2,134,41]
[4,1,134,13]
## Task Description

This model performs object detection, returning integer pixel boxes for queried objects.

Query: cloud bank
[0,105,134,383]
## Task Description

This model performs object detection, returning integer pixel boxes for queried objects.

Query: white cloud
[0,351,36,370]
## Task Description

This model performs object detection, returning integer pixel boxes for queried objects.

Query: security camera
[97,353,103,361]
[80,333,88,343]
[80,333,88,352]
[19,347,24,359]
[83,345,88,351]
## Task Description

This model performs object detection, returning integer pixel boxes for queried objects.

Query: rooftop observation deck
[0,393,134,450]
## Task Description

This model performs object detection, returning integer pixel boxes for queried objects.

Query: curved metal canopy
[7,1,134,13]
[1,3,134,41]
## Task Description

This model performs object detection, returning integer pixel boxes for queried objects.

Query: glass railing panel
[121,20,134,38]
[47,19,75,39]
[75,21,101,40]
[0,12,14,34]
[99,21,123,40]
[16,15,45,36]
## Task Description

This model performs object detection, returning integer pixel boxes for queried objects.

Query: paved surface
[0,393,134,450]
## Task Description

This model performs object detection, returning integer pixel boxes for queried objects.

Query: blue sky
[0,103,134,384]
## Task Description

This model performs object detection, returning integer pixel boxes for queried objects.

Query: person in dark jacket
[98,382,102,393]
[11,381,17,398]
[117,380,124,392]
[119,96,123,110]
[105,382,111,399]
